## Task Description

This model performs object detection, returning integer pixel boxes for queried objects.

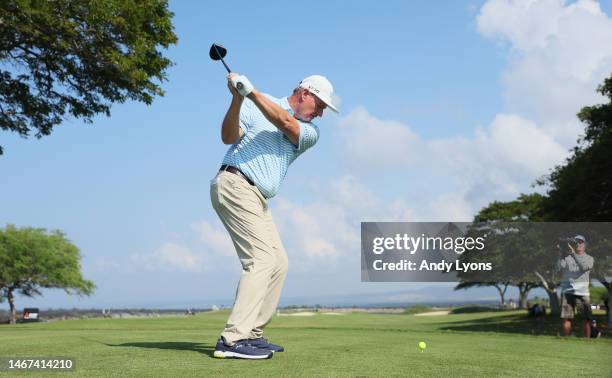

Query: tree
[0,225,95,324]
[590,285,608,305]
[540,75,612,220]
[455,281,511,308]
[0,0,177,154]
[473,193,546,223]
[467,194,547,310]
[515,282,539,310]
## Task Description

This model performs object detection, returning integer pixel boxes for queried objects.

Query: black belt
[219,165,255,186]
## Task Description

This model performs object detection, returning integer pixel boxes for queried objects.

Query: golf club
[210,43,243,90]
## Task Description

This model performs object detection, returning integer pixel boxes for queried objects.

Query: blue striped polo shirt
[221,94,320,198]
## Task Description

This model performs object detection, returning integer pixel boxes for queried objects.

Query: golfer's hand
[227,73,241,98]
[227,73,254,97]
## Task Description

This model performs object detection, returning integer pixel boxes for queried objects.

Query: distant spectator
[590,320,602,338]
[529,303,545,317]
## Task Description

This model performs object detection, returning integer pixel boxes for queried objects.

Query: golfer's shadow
[105,341,216,358]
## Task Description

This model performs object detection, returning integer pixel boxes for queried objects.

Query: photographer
[557,235,594,338]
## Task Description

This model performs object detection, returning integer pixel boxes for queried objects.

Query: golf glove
[231,75,254,97]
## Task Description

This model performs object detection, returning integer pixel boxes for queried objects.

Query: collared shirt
[221,94,319,198]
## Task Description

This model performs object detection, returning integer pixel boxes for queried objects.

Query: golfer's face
[300,91,326,121]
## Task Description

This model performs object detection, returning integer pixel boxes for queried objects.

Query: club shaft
[211,44,240,88]
[220,58,231,73]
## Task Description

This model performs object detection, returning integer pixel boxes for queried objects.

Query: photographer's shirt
[557,253,594,296]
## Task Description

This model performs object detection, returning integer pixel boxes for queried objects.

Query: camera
[558,237,577,245]
[557,237,577,256]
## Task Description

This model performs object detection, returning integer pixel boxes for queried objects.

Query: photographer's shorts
[561,293,592,320]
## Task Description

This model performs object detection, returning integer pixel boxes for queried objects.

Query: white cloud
[268,175,418,269]
[335,108,568,217]
[191,220,234,257]
[327,175,416,221]
[428,193,474,222]
[100,221,236,275]
[130,243,205,273]
[478,0,570,51]
[339,108,567,179]
[273,196,355,265]
[477,0,612,143]
[475,113,567,176]
[336,107,423,169]
[337,108,566,178]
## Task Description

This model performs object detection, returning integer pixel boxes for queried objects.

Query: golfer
[211,72,338,359]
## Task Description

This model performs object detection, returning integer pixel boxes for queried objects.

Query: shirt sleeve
[295,121,320,153]
[239,98,256,132]
[571,254,593,272]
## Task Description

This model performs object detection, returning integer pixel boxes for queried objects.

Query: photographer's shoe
[213,337,273,359]
[246,337,284,353]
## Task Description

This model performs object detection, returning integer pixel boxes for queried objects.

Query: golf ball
[418,341,426,350]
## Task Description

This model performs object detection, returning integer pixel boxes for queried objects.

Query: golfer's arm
[248,90,299,144]
[221,97,245,144]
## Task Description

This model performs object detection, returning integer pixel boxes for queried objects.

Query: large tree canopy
[0,224,95,324]
[473,193,546,223]
[540,75,612,220]
[0,0,177,154]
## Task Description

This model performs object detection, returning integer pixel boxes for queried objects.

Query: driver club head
[210,43,232,73]
[209,43,227,61]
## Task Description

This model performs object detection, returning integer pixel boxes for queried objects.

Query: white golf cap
[298,75,339,113]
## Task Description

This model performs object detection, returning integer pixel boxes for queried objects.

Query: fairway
[1,310,610,377]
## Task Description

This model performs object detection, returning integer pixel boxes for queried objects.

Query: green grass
[0,310,610,377]
[403,304,434,314]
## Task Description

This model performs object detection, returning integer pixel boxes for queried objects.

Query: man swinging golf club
[210,66,338,359]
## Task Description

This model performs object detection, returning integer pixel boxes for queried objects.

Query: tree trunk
[534,271,560,315]
[546,288,560,315]
[608,299,612,327]
[494,283,508,308]
[606,281,610,323]
[599,279,611,326]
[8,288,16,325]
[517,283,531,309]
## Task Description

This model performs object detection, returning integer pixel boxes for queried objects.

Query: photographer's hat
[574,235,586,243]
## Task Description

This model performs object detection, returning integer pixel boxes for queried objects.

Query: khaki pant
[210,171,288,345]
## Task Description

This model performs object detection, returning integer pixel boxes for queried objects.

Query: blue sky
[2,0,612,309]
